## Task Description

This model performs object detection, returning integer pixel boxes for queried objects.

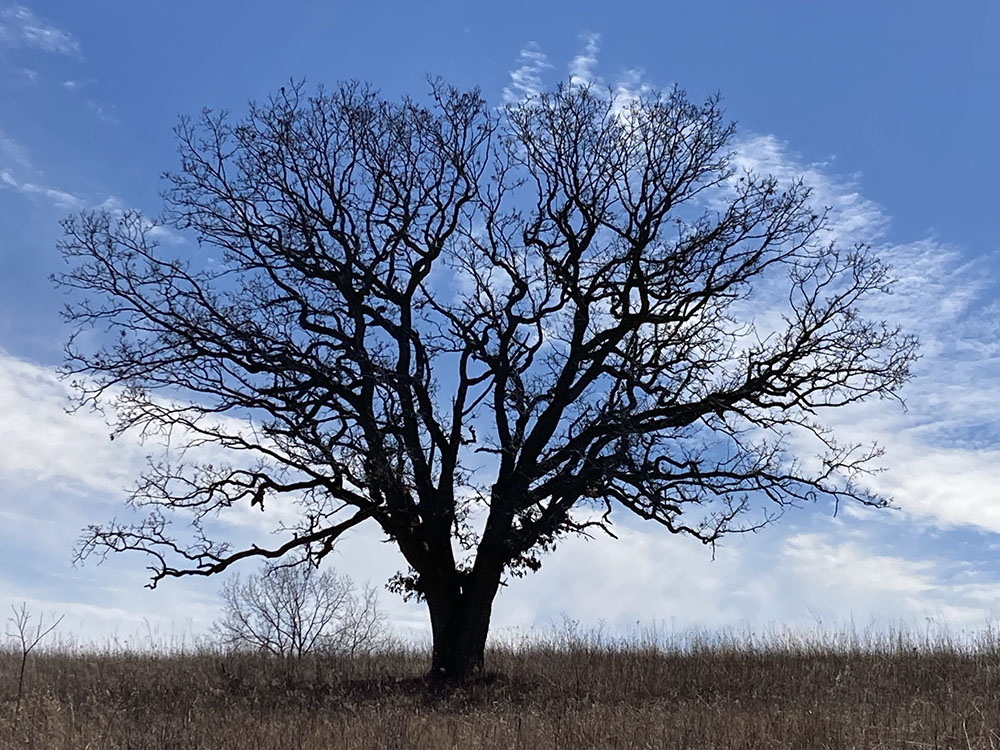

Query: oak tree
[58,80,917,682]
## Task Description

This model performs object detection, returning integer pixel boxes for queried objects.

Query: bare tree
[213,562,388,658]
[6,604,63,715]
[57,79,917,682]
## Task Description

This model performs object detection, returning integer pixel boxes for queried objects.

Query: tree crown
[57,80,917,597]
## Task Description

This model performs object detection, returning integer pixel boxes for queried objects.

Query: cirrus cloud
[0,4,80,57]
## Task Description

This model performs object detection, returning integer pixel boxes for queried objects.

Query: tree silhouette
[57,80,917,682]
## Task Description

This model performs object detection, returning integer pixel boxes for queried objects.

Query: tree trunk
[425,569,501,683]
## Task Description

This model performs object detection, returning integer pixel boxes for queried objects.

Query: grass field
[3,626,1000,749]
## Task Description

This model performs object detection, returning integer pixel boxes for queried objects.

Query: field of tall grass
[4,624,1000,748]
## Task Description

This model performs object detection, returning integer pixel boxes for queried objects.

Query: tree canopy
[57,80,917,680]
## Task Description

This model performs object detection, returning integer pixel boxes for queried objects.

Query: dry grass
[4,626,1000,748]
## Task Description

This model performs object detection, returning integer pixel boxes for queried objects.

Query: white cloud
[0,353,251,519]
[734,133,891,243]
[0,128,32,170]
[0,350,428,644]
[0,4,80,56]
[0,348,386,534]
[0,351,315,537]
[0,352,140,496]
[569,32,600,87]
[723,132,1000,538]
[17,180,84,208]
[504,36,655,120]
[491,523,1000,640]
[780,533,1000,630]
[96,195,123,212]
[590,64,1000,543]
[486,41,1000,638]
[0,574,222,649]
[782,533,934,597]
[0,354,228,645]
[97,195,183,244]
[870,441,1000,532]
[0,133,86,208]
[10,357,993,644]
[612,68,653,112]
[3,41,998,649]
[503,43,552,103]
[0,155,159,217]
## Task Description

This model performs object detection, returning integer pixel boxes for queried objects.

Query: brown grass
[4,627,1000,748]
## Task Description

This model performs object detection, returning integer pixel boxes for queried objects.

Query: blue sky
[1,1,999,645]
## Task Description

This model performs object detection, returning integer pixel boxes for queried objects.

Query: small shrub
[212,562,389,658]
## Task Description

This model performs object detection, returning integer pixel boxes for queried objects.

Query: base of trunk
[426,579,497,684]
[430,643,485,684]
[428,619,491,685]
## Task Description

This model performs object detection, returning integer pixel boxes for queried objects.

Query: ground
[4,631,1000,748]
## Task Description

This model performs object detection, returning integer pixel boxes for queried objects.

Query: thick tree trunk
[425,568,502,683]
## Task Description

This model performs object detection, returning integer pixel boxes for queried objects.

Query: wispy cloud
[0,350,425,642]
[0,4,80,56]
[96,196,183,244]
[18,179,84,208]
[0,128,31,169]
[0,167,84,208]
[731,133,1000,537]
[0,136,141,214]
[568,32,600,87]
[57,80,118,126]
[505,33,652,114]
[504,34,601,104]
[503,43,552,103]
[488,40,1000,636]
[733,134,890,241]
[85,97,117,125]
[0,129,87,208]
